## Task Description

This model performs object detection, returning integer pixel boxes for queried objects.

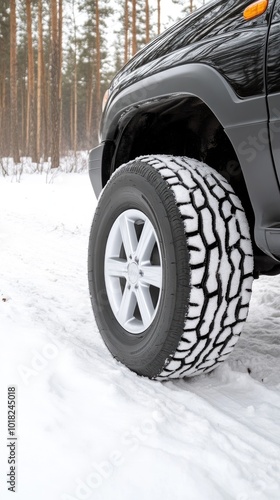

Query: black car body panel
[107,0,268,100]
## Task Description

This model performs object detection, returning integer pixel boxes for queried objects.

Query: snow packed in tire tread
[127,155,254,380]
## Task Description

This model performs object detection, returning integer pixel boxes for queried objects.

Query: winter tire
[88,155,254,380]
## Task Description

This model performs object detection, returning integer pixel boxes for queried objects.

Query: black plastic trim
[89,145,104,198]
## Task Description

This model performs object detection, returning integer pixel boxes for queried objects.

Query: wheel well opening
[107,95,253,223]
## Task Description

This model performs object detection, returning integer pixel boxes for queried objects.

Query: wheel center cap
[128,262,139,284]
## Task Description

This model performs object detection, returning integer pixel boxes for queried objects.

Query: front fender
[100,63,280,260]
[101,63,267,141]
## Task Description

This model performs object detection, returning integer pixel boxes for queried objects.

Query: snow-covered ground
[0,169,280,500]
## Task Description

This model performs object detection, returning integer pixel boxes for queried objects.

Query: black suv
[88,0,280,380]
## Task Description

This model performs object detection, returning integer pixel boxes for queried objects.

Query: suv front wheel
[88,155,254,380]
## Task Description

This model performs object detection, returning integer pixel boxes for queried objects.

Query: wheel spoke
[117,284,136,326]
[140,265,162,288]
[136,219,156,263]
[136,284,154,329]
[106,258,127,278]
[119,213,138,258]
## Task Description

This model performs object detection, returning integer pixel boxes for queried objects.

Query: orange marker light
[243,0,268,20]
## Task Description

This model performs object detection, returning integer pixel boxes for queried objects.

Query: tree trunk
[157,0,161,35]
[26,0,36,160]
[86,33,95,146]
[50,0,61,168]
[37,0,43,162]
[145,0,150,44]
[86,59,95,147]
[71,0,77,155]
[95,0,101,139]
[132,0,137,55]
[73,64,77,156]
[0,54,8,156]
[10,0,20,163]
[58,0,63,153]
[20,81,25,154]
[44,10,52,160]
[124,0,129,63]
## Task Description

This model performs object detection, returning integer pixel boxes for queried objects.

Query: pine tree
[157,0,161,35]
[37,0,44,161]
[124,0,129,63]
[95,0,101,135]
[0,1,10,158]
[10,0,20,163]
[26,0,36,160]
[145,0,150,44]
[132,0,137,55]
[50,0,62,168]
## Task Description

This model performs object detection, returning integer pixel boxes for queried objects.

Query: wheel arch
[101,63,267,142]
[98,63,280,272]
[102,65,258,249]
[102,63,266,189]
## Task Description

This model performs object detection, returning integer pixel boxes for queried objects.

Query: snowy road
[0,172,280,500]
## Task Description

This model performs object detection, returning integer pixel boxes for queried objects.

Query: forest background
[0,0,209,169]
